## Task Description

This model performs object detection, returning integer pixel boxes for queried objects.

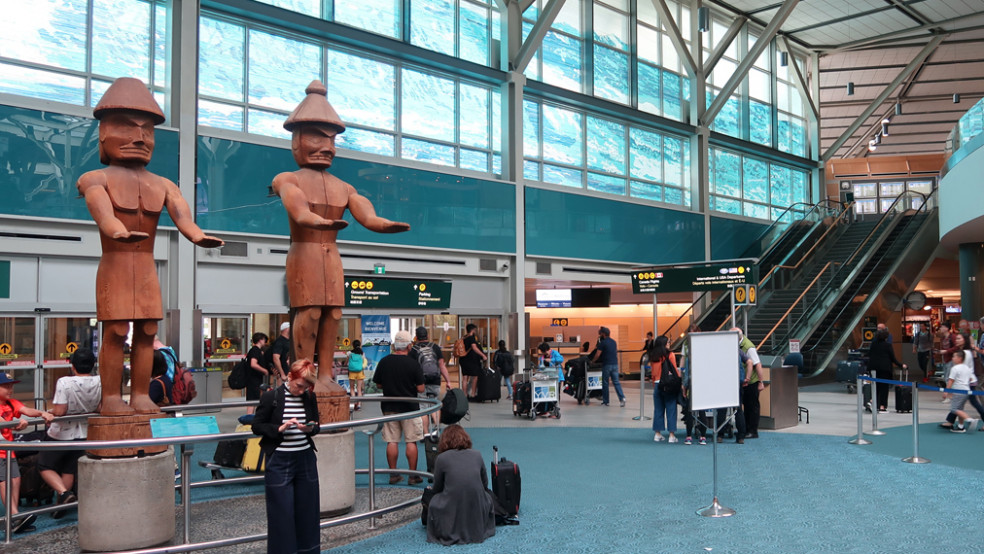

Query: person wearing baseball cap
[0,373,55,533]
[372,330,425,485]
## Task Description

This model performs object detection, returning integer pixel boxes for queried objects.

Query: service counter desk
[760,365,799,430]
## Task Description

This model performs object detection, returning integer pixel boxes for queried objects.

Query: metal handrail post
[4,444,11,543]
[849,376,872,445]
[903,382,930,464]
[868,379,886,436]
[181,444,194,543]
[364,423,383,530]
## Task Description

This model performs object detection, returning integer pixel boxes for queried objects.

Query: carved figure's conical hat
[92,77,165,124]
[283,80,346,133]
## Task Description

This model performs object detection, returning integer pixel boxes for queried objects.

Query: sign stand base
[697,497,736,518]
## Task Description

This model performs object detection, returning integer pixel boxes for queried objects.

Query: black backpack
[440,388,469,425]
[494,351,515,377]
[414,342,441,384]
[658,357,681,395]
[228,357,249,390]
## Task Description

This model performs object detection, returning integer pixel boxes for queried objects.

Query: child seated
[0,373,54,533]
[941,351,978,432]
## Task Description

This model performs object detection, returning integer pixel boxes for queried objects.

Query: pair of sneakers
[653,433,679,443]
[52,490,77,520]
[960,418,978,433]
[683,436,708,445]
[11,513,36,534]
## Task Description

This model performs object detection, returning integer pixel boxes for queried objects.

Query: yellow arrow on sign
[0,343,10,355]
[66,342,78,354]
[220,338,231,349]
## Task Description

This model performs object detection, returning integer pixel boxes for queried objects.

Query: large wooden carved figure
[274,81,410,391]
[78,78,223,416]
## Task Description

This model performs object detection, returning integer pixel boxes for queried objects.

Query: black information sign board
[344,277,452,309]
[631,263,757,294]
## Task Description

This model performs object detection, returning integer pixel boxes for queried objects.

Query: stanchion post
[868,376,886,436]
[364,423,383,529]
[849,375,872,445]
[181,444,194,544]
[903,381,930,464]
[634,368,651,421]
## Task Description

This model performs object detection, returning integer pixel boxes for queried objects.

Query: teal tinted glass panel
[593,4,628,50]
[593,46,629,104]
[199,18,245,102]
[749,101,772,147]
[770,164,792,207]
[0,64,86,105]
[742,158,768,203]
[524,160,540,181]
[247,108,291,139]
[459,84,490,149]
[715,95,741,138]
[663,72,682,121]
[196,137,516,252]
[638,63,661,115]
[0,105,177,224]
[629,128,661,181]
[255,0,321,16]
[153,4,167,88]
[587,173,625,195]
[711,149,740,197]
[541,30,581,92]
[526,188,704,264]
[777,112,792,154]
[199,100,244,131]
[522,22,540,80]
[663,136,685,187]
[92,0,152,82]
[327,50,395,130]
[542,104,582,165]
[402,138,456,167]
[709,215,769,260]
[711,196,740,215]
[587,117,626,174]
[411,0,455,56]
[0,0,87,72]
[491,93,502,154]
[248,30,322,112]
[492,154,501,175]
[401,69,455,142]
[459,149,489,172]
[542,164,583,188]
[335,0,400,38]
[744,202,769,220]
[335,127,395,156]
[553,0,581,35]
[664,186,684,205]
[630,180,662,201]
[460,2,490,65]
[523,100,540,158]
[792,169,808,203]
[791,119,806,157]
[90,79,112,107]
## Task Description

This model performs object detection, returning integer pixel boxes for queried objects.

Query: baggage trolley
[513,369,560,420]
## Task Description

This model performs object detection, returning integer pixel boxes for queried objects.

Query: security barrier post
[903,382,930,464]
[849,375,872,445]
[868,376,886,436]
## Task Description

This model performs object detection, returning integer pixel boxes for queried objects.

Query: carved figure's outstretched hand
[193,235,225,248]
[377,220,410,233]
[299,214,349,231]
[112,230,150,243]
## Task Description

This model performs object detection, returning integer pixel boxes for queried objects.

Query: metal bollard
[363,423,383,529]
[903,382,930,464]
[849,375,872,445]
[867,376,886,436]
[633,369,652,421]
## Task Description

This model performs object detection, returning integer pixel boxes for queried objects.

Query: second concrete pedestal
[313,430,355,517]
[78,448,175,551]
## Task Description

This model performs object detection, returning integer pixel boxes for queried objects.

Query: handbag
[658,357,681,394]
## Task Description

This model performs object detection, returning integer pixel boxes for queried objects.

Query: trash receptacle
[187,367,223,413]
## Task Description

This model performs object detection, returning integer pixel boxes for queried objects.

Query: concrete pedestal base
[78,448,175,552]
[314,430,355,517]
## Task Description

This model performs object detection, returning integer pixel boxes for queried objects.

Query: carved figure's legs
[99,321,134,416]
[291,306,320,369]
[129,319,159,414]
[291,305,342,388]
[316,307,342,388]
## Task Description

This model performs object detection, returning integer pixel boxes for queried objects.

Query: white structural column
[170,0,201,364]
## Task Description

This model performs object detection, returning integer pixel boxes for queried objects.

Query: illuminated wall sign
[631,263,758,294]
[536,289,572,308]
[344,278,452,309]
[945,305,962,314]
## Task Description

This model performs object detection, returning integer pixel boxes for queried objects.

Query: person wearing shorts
[373,330,425,485]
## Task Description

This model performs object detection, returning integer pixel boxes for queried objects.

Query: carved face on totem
[98,110,156,167]
[291,123,338,170]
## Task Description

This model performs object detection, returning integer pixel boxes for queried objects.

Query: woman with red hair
[425,424,495,545]
[252,359,321,553]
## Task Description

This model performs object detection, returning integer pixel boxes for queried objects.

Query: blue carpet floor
[332,427,981,553]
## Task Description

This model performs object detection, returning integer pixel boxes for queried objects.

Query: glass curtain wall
[709,147,810,220]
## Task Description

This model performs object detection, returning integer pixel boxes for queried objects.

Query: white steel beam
[778,36,818,121]
[704,16,746,75]
[513,0,567,73]
[648,0,698,77]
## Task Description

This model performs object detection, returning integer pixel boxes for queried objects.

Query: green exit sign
[373,264,385,274]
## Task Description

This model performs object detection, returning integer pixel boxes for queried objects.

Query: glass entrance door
[40,316,99,405]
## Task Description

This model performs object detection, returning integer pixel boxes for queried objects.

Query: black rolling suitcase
[475,367,502,402]
[895,369,912,413]
[423,431,440,482]
[490,446,520,518]
[512,381,532,416]
[862,383,873,412]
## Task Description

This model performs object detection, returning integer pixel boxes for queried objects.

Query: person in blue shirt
[591,327,625,407]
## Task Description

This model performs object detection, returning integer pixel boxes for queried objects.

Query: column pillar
[959,242,984,322]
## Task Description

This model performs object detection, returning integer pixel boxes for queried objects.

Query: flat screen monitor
[536,289,571,308]
[571,288,611,308]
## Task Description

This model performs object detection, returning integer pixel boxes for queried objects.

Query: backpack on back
[441,388,469,425]
[494,352,515,377]
[453,338,468,359]
[414,342,441,384]
[159,348,198,404]
[228,357,248,390]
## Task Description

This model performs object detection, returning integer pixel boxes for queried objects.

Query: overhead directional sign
[345,277,452,309]
[631,263,758,294]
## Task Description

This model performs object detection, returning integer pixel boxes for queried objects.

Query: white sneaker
[667,434,678,444]
[653,432,665,442]
[965,418,978,433]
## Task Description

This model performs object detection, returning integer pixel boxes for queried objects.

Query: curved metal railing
[0,396,441,550]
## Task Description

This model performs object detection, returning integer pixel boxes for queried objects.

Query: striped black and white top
[277,386,311,452]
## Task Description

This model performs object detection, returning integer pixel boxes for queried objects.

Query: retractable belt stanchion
[903,382,930,464]
[868,382,886,436]
[849,375,872,445]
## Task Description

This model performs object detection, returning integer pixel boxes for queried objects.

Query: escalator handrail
[755,201,855,287]
[663,291,709,341]
[743,201,841,262]
[756,261,837,350]
[795,190,935,357]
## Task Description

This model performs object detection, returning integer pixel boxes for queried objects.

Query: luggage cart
[513,369,560,420]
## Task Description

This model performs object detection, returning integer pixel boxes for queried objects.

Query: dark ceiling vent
[0,231,81,242]
[536,262,551,275]
[479,258,497,271]
[269,248,289,255]
[219,240,248,257]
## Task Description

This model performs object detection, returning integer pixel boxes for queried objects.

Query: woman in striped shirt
[252,358,321,554]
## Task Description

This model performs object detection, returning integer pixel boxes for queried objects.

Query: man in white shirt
[942,351,977,433]
[39,348,102,518]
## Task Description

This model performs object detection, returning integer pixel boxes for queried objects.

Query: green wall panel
[196,137,516,252]
[525,188,704,264]
[709,216,770,260]
[0,104,178,225]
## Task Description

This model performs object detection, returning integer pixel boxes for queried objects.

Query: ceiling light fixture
[882,123,889,136]
[780,51,788,67]
[895,102,902,116]
[953,93,961,103]
[697,7,709,32]
[847,82,855,95]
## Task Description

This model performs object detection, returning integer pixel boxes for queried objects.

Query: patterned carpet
[334,426,981,553]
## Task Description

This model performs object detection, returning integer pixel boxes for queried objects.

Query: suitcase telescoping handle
[493,445,499,464]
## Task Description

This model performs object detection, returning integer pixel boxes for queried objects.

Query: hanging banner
[360,315,391,395]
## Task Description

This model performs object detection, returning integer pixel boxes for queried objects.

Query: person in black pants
[252,358,321,554]
[868,329,907,413]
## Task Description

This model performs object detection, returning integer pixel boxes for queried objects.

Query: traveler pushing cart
[513,343,564,420]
